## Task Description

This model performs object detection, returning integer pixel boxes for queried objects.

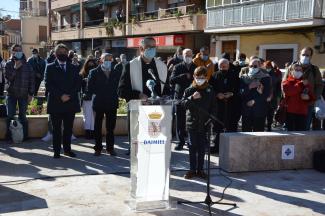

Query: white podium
[128,99,173,211]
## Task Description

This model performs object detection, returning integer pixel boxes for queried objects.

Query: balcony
[126,4,206,36]
[51,0,80,10]
[51,19,125,41]
[206,0,325,32]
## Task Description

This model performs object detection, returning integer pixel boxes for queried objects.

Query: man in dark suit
[88,53,122,156]
[170,48,196,150]
[44,44,82,159]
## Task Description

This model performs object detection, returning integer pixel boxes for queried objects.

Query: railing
[207,0,316,28]
[51,23,80,32]
[84,18,105,27]
[131,4,204,22]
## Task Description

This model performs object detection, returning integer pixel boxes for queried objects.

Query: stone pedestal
[220,131,325,172]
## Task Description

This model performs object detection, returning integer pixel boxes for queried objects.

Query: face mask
[293,71,303,79]
[57,54,68,62]
[14,52,23,60]
[143,48,156,60]
[201,55,209,61]
[184,57,192,64]
[32,54,38,58]
[103,60,112,70]
[195,78,206,86]
[239,61,246,66]
[266,68,272,73]
[300,55,310,65]
[248,67,259,76]
[121,58,127,64]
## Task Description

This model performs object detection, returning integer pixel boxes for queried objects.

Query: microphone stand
[177,102,236,215]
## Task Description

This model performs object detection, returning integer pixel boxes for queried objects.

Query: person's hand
[224,92,234,99]
[257,84,264,94]
[301,94,310,100]
[246,100,255,107]
[249,81,259,89]
[302,79,309,86]
[61,94,71,103]
[186,73,192,79]
[139,93,148,100]
[28,95,33,103]
[267,96,272,102]
[192,91,201,100]
[217,93,225,100]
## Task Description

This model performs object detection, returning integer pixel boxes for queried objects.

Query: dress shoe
[184,170,196,179]
[174,144,184,151]
[107,149,117,156]
[53,153,61,159]
[64,151,76,157]
[94,150,101,156]
[196,170,207,180]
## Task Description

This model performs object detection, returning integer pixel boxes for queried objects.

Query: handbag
[314,96,325,120]
[274,98,287,125]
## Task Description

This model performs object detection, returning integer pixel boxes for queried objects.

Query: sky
[0,0,20,18]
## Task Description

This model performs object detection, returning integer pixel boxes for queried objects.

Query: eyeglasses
[249,65,258,68]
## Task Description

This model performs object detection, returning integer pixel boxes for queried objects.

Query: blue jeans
[188,130,207,172]
[6,96,28,139]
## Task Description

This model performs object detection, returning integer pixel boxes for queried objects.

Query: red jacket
[282,76,315,115]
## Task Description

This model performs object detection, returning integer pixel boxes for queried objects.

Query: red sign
[127,35,185,48]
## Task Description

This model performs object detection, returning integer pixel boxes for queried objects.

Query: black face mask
[57,54,68,62]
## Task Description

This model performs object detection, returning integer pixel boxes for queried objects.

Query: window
[39,2,47,16]
[39,26,47,42]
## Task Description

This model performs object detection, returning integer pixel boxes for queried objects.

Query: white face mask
[248,67,259,76]
[300,55,310,65]
[184,56,192,64]
[195,78,206,86]
[293,71,303,79]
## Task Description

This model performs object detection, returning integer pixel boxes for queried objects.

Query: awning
[127,35,185,48]
[70,4,80,12]
[85,0,105,9]
[84,0,119,8]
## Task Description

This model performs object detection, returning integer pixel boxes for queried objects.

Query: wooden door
[222,40,237,61]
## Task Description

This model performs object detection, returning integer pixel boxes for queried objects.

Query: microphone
[146,79,158,99]
[148,69,165,84]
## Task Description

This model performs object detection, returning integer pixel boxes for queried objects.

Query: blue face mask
[103,61,111,70]
[201,55,209,61]
[144,48,156,60]
[14,52,23,60]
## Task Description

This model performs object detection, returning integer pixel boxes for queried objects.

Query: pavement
[0,137,324,216]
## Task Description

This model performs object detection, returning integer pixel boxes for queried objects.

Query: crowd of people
[1,37,324,180]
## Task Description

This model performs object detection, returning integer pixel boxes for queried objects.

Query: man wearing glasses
[118,36,170,101]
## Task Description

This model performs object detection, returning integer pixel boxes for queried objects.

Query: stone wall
[220,131,325,172]
[0,115,128,139]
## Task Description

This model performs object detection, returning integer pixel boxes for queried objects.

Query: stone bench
[220,131,325,172]
[0,114,128,139]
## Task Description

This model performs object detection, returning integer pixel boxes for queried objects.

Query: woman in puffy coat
[282,63,315,131]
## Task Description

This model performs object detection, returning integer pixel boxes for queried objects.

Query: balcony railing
[131,4,204,22]
[207,0,320,29]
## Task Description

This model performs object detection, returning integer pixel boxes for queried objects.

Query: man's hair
[176,46,184,53]
[249,58,261,66]
[54,43,69,53]
[301,47,314,56]
[218,58,229,68]
[239,53,246,59]
[182,48,192,56]
[194,66,208,76]
[32,48,38,53]
[100,53,112,60]
[11,44,22,51]
[140,36,156,47]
